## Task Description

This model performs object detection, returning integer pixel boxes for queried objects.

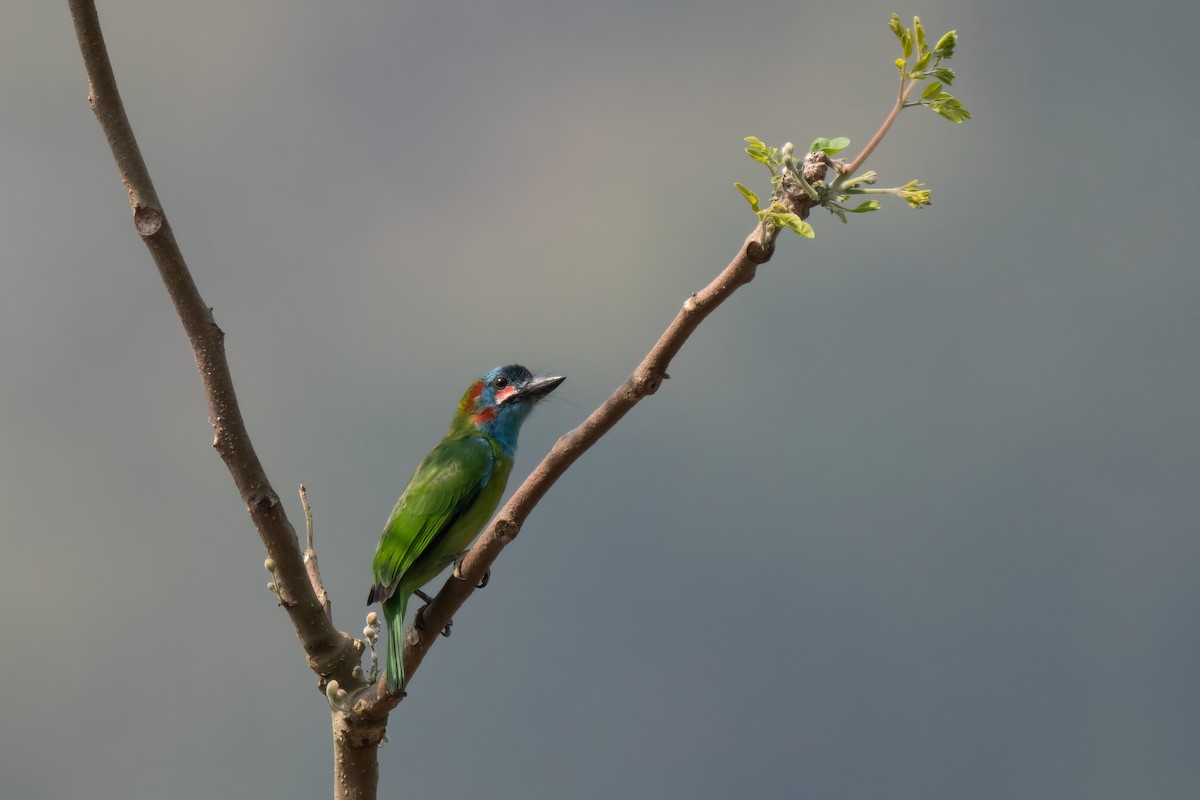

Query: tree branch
[357,226,777,717]
[67,0,359,694]
[70,4,376,794]
[72,4,963,797]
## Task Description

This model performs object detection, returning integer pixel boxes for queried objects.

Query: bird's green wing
[370,436,494,602]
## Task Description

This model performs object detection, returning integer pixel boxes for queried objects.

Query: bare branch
[67,0,357,683]
[358,226,777,716]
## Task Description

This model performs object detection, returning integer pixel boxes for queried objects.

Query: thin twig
[300,484,331,619]
[840,79,921,182]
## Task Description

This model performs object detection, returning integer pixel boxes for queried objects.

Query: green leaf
[914,50,932,72]
[901,30,913,59]
[756,202,787,221]
[941,106,971,123]
[914,16,926,54]
[809,136,851,156]
[770,212,815,238]
[733,182,760,213]
[845,200,881,213]
[889,13,904,41]
[933,30,957,59]
[929,95,971,123]
[825,136,851,154]
[921,81,943,100]
[929,66,956,85]
[744,136,770,164]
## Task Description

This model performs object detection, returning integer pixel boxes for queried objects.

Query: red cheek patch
[494,386,517,405]
[473,407,497,425]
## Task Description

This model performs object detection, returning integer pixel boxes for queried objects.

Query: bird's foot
[413,590,452,637]
[452,559,491,589]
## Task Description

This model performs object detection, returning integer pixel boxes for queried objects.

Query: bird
[368,364,565,693]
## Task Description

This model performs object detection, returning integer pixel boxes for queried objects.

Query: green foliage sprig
[891,13,970,123]
[735,13,969,240]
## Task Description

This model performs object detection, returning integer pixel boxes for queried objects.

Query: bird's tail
[384,593,408,693]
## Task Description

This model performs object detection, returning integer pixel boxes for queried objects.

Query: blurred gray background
[3,0,1197,798]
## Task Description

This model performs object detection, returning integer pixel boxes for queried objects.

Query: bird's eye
[494,376,509,389]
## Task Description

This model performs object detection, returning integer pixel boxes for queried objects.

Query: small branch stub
[300,484,331,619]
[134,206,163,236]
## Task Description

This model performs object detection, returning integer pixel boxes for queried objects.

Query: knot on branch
[746,238,774,264]
[782,194,818,221]
[494,518,521,542]
[802,151,831,184]
[250,492,279,513]
[133,206,163,237]
[633,371,666,397]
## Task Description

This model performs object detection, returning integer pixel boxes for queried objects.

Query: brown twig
[300,484,332,619]
[842,79,921,179]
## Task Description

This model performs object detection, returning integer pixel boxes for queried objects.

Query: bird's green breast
[397,441,513,595]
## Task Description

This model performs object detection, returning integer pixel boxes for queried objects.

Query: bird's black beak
[509,374,565,404]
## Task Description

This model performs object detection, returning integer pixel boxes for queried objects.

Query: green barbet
[368,364,564,692]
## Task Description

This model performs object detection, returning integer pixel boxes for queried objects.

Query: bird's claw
[452,559,491,589]
[413,591,453,638]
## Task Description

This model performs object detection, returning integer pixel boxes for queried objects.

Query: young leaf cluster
[736,130,931,234]
[734,174,815,239]
[732,13,968,239]
[891,13,971,123]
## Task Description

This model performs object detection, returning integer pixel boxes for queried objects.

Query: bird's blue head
[452,364,564,456]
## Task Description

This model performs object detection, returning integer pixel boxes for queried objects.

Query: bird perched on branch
[368,364,565,693]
